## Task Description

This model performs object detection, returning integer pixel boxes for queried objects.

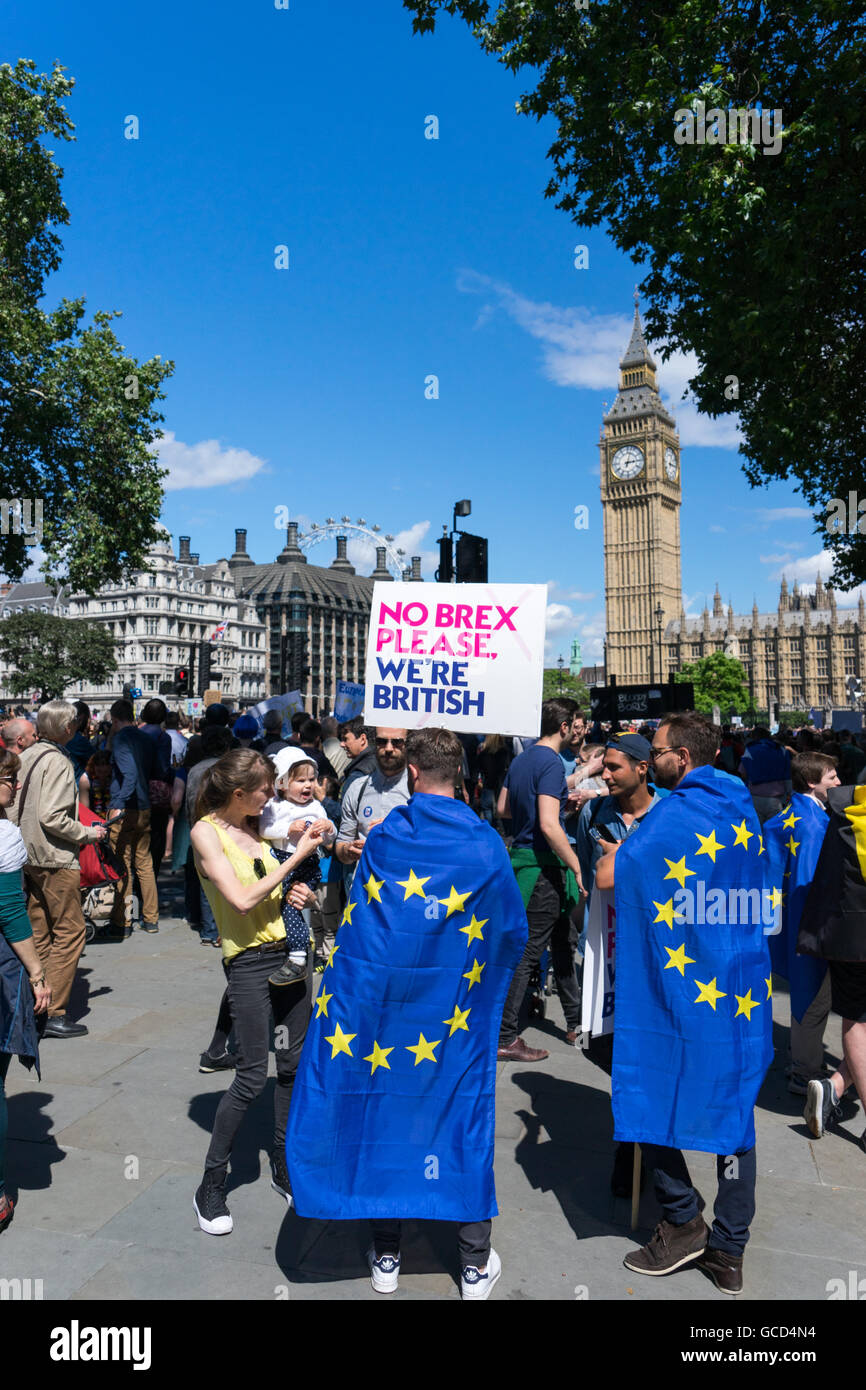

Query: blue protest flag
[612,766,773,1155]
[763,793,828,1021]
[286,793,527,1221]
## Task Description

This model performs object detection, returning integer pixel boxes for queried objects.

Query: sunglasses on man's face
[376,738,405,750]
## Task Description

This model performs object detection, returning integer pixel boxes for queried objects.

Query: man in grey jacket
[8,700,106,1038]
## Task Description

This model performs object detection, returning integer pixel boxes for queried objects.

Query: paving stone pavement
[2,872,865,1302]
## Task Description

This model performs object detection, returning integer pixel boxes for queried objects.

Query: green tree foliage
[674,649,750,715]
[542,666,590,704]
[0,60,174,592]
[403,1,866,585]
[0,610,117,701]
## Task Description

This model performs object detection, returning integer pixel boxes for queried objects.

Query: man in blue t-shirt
[496,699,586,1062]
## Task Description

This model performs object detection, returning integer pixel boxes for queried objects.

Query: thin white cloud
[753,506,813,522]
[154,431,269,491]
[759,552,796,565]
[458,270,743,450]
[708,525,726,533]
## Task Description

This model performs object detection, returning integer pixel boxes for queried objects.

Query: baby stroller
[78,806,124,942]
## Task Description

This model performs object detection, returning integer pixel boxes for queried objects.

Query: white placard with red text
[363,582,546,735]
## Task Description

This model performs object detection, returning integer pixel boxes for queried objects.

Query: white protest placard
[580,889,616,1038]
[334,680,365,720]
[363,582,547,735]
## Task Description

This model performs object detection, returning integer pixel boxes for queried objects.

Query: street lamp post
[557,654,565,694]
[655,603,664,686]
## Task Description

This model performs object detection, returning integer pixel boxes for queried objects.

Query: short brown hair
[406,727,463,786]
[658,711,720,769]
[792,750,837,793]
[110,699,135,723]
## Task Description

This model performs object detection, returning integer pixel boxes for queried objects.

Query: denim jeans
[199,886,219,943]
[499,864,581,1044]
[640,1142,757,1257]
[204,944,312,1174]
[372,1218,491,1267]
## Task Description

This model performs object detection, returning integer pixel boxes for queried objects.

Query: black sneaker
[804,1078,841,1138]
[140,921,159,934]
[199,1051,237,1074]
[270,1151,293,1207]
[268,958,309,988]
[193,1170,233,1235]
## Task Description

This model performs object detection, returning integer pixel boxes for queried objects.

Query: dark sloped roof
[233,560,375,608]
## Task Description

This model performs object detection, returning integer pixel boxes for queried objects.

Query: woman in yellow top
[190,749,326,1236]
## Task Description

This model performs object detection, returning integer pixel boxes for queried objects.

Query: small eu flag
[286,793,527,1221]
[764,793,828,1021]
[612,765,773,1155]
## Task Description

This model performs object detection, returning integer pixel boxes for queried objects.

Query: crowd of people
[0,692,864,1297]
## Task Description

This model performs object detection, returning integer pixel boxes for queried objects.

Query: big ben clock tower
[600,296,683,685]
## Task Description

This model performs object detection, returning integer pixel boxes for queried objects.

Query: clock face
[610,445,644,480]
[664,446,679,481]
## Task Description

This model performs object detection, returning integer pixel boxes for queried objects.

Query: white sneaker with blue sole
[461,1247,501,1300]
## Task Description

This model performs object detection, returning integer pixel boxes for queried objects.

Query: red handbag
[78,806,124,891]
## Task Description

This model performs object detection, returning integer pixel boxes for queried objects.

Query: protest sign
[363,582,546,734]
[581,889,616,1038]
[334,680,365,720]
[249,691,305,729]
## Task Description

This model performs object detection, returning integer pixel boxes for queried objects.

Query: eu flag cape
[286,793,528,1221]
[612,766,773,1155]
[763,794,828,1021]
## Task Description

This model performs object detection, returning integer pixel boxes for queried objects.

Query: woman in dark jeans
[190,749,325,1236]
[0,749,52,1233]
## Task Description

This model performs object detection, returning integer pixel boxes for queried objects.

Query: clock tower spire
[600,302,683,685]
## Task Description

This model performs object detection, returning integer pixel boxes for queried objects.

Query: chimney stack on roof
[371,546,393,581]
[229,527,252,571]
[330,534,356,574]
[178,536,191,563]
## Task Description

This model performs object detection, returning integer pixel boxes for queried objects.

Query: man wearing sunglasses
[335,728,410,883]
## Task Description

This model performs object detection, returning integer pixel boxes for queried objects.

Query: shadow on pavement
[5,1089,67,1197]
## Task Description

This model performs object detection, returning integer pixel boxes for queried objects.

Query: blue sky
[8,0,839,662]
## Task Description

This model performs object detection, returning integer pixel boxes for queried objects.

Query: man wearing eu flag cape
[287,727,527,1300]
[595,712,773,1296]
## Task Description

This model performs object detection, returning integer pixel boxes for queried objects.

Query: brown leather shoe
[623,1213,708,1276]
[565,1029,581,1047]
[698,1247,744,1295]
[497,1036,549,1062]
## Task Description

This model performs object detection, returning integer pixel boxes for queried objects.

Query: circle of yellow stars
[314,868,484,1074]
[650,812,778,1021]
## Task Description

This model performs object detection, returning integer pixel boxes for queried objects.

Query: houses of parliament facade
[600,299,863,713]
